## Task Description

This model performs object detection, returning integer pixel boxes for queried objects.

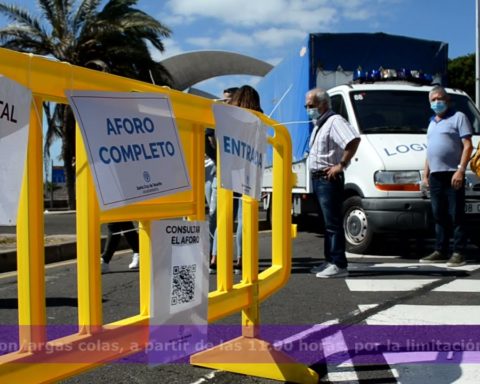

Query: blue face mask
[307,108,321,121]
[430,100,447,115]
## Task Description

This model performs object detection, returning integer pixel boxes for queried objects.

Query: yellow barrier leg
[76,127,102,333]
[190,335,319,384]
[17,96,47,350]
[191,197,318,384]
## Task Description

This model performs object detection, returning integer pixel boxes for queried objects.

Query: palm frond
[73,0,101,33]
[0,3,46,34]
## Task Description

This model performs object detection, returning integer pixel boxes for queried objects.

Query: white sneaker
[129,253,139,269]
[101,259,110,274]
[315,264,348,278]
[310,262,331,274]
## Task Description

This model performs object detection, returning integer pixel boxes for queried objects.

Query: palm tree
[0,0,172,209]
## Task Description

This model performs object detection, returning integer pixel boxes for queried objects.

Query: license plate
[465,202,480,214]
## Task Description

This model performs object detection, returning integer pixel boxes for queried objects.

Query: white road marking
[360,305,480,384]
[361,262,480,272]
[394,363,480,384]
[189,370,220,384]
[320,327,359,382]
[348,262,480,272]
[346,279,437,292]
[360,305,480,325]
[347,252,401,259]
[433,280,480,292]
[347,259,480,383]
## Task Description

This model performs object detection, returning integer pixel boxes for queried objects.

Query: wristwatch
[340,160,348,168]
[457,164,466,172]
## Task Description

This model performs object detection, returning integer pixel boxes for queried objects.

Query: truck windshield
[350,90,480,135]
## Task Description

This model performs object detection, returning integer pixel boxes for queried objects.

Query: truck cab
[257,32,480,254]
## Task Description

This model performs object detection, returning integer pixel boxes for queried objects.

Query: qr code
[171,264,197,306]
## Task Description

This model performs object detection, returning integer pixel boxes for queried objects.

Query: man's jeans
[312,174,347,269]
[429,171,467,254]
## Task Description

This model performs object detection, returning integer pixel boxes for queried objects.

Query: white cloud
[159,13,192,27]
[253,28,307,48]
[159,0,388,59]
[183,28,307,57]
[153,0,403,92]
[338,0,375,21]
[186,30,255,50]
[153,39,185,61]
[165,0,338,29]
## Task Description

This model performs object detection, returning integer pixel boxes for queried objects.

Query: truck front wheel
[342,196,374,254]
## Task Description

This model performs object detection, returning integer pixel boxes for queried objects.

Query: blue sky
[0,0,477,164]
[149,0,476,96]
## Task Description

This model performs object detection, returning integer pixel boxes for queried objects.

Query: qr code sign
[171,264,197,306]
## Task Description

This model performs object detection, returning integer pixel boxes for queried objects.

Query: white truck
[258,32,480,253]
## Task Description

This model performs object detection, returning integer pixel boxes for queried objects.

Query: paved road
[0,210,267,237]
[1,219,480,383]
[0,211,77,235]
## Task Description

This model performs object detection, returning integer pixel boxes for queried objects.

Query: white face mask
[307,108,321,120]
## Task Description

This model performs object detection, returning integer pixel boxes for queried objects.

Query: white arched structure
[160,51,273,91]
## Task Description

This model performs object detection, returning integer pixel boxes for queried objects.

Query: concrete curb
[0,220,271,273]
[0,237,130,273]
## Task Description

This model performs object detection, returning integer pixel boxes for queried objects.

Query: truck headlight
[374,171,421,191]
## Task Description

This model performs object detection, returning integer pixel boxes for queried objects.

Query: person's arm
[340,138,360,168]
[423,158,430,187]
[452,136,473,189]
[327,137,361,178]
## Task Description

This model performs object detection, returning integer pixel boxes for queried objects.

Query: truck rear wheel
[342,196,374,254]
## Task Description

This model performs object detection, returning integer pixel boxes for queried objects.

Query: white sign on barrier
[0,75,32,225]
[149,220,209,364]
[213,103,267,200]
[67,91,191,210]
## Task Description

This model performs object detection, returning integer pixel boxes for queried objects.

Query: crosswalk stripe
[349,262,480,272]
[358,305,480,383]
[320,330,359,382]
[346,279,437,291]
[360,304,480,325]
[393,364,480,384]
[321,259,480,382]
[433,280,480,292]
[347,252,401,259]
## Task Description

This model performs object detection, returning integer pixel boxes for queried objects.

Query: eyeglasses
[304,104,315,109]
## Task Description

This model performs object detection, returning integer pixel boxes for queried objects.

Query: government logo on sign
[143,171,151,183]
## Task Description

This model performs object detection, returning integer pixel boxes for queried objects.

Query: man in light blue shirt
[420,86,473,267]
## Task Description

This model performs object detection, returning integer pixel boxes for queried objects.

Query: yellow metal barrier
[0,47,317,383]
